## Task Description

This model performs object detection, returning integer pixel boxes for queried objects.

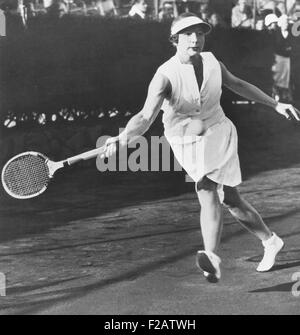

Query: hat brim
[264,14,279,26]
[171,17,212,35]
[265,20,278,26]
[177,23,211,35]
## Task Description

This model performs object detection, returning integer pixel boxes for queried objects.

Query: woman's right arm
[101,73,170,158]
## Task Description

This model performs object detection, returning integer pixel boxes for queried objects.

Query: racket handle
[65,146,105,166]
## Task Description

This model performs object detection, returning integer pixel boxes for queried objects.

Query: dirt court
[0,161,300,315]
[1,104,300,315]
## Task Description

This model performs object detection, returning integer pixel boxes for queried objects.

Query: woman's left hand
[275,102,300,121]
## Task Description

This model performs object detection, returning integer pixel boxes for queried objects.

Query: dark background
[0,16,299,181]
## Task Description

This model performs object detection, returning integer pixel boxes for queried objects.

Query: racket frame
[1,146,105,199]
[1,151,52,200]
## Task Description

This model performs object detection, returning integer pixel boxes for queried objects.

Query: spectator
[69,0,87,15]
[259,0,282,19]
[0,0,26,34]
[289,0,300,21]
[264,12,279,30]
[209,0,236,27]
[96,0,117,16]
[209,12,227,28]
[231,0,253,28]
[0,6,5,36]
[24,1,37,19]
[200,10,210,22]
[158,2,175,22]
[128,0,148,19]
[199,2,210,22]
[272,14,294,103]
[47,0,68,18]
[255,19,265,30]
[199,2,209,14]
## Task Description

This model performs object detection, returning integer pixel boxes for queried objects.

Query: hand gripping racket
[1,146,105,199]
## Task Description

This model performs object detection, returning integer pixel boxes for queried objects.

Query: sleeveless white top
[156,52,226,139]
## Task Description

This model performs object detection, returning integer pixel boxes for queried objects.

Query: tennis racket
[1,146,105,200]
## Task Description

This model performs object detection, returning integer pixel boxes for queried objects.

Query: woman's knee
[196,177,219,204]
[223,186,243,209]
[196,177,218,193]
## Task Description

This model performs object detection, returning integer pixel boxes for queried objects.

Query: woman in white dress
[102,13,300,282]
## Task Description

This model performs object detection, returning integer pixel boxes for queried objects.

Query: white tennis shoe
[256,233,284,272]
[196,250,221,283]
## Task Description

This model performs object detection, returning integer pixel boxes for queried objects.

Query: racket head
[1,151,52,199]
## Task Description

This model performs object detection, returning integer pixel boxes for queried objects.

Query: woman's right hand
[100,136,119,159]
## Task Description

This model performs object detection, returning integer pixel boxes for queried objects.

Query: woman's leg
[196,177,223,252]
[223,186,272,241]
[195,177,223,281]
[223,186,284,272]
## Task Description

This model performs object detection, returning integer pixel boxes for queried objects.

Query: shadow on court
[0,170,191,243]
[249,281,298,293]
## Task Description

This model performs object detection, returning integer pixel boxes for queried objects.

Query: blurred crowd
[0,0,299,30]
[231,0,300,30]
[0,0,299,106]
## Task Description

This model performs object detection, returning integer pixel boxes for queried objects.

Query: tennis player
[102,13,300,282]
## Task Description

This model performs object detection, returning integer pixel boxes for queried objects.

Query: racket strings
[3,154,50,197]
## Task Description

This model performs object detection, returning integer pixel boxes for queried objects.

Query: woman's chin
[188,50,200,57]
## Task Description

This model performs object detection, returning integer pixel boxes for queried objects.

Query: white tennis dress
[156,52,242,201]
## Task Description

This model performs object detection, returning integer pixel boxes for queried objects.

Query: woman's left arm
[220,61,300,121]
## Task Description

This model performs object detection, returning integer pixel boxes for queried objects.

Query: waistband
[164,111,226,144]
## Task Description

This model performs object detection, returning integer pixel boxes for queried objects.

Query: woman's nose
[189,33,198,42]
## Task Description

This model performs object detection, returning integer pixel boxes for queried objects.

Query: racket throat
[47,160,65,177]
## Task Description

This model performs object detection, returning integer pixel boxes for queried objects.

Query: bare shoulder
[219,61,228,76]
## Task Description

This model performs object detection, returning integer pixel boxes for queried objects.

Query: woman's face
[176,26,205,59]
